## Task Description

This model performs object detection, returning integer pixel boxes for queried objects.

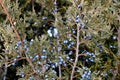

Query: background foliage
[0,0,120,80]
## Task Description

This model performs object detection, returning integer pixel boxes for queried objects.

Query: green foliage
[0,0,120,80]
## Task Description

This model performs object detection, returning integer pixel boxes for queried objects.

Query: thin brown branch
[3,56,8,80]
[70,25,80,80]
[59,65,62,80]
[5,57,26,65]
[25,54,37,73]
[118,28,120,56]
[117,21,120,79]
[115,7,120,80]
[0,0,37,73]
[0,0,21,41]
[32,0,35,13]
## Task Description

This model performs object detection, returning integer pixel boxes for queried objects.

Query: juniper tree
[0,0,120,80]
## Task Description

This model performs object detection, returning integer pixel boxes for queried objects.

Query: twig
[53,0,62,79]
[70,23,80,80]
[3,63,7,80]
[3,56,8,80]
[0,0,36,73]
[0,0,21,41]
[31,0,35,13]
[59,65,62,79]
[5,57,26,65]
[117,20,120,79]
[118,28,120,56]
[116,6,120,78]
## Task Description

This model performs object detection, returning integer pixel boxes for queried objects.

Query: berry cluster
[81,70,91,80]
[85,51,96,63]
[0,0,118,80]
